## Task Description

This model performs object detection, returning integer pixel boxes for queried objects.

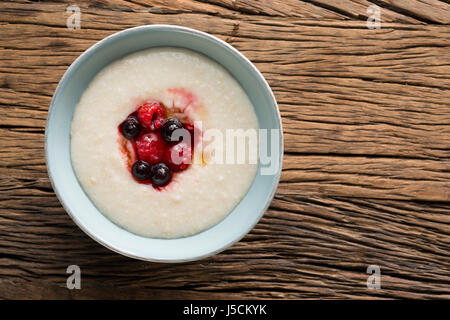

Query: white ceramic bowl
[45,25,283,262]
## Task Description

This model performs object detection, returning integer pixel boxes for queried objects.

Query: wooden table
[1,0,449,299]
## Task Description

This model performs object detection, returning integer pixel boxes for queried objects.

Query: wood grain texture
[0,0,449,299]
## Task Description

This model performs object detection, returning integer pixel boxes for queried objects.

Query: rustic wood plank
[11,0,450,23]
[370,0,450,24]
[0,1,449,299]
[0,190,449,299]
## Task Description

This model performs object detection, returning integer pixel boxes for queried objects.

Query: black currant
[161,118,185,143]
[120,116,141,139]
[150,162,172,187]
[131,160,151,181]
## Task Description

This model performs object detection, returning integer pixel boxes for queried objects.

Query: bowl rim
[45,24,284,262]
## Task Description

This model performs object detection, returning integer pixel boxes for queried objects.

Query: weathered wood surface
[0,0,449,299]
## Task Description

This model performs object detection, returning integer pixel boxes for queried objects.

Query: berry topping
[135,132,166,164]
[150,162,172,187]
[137,102,166,130]
[184,122,200,147]
[120,116,141,139]
[131,160,151,181]
[183,122,194,132]
[165,142,192,172]
[161,118,186,143]
[118,95,197,190]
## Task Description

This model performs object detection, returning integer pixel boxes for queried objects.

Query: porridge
[71,48,259,238]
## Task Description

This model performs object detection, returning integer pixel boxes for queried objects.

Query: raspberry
[135,132,166,164]
[164,142,192,172]
[137,102,166,130]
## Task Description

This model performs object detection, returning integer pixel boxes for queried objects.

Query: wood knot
[226,22,240,44]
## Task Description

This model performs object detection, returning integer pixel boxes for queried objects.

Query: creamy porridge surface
[71,48,259,238]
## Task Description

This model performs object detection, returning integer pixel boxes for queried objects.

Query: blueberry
[120,116,141,139]
[131,160,151,181]
[161,118,185,143]
[150,162,172,187]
